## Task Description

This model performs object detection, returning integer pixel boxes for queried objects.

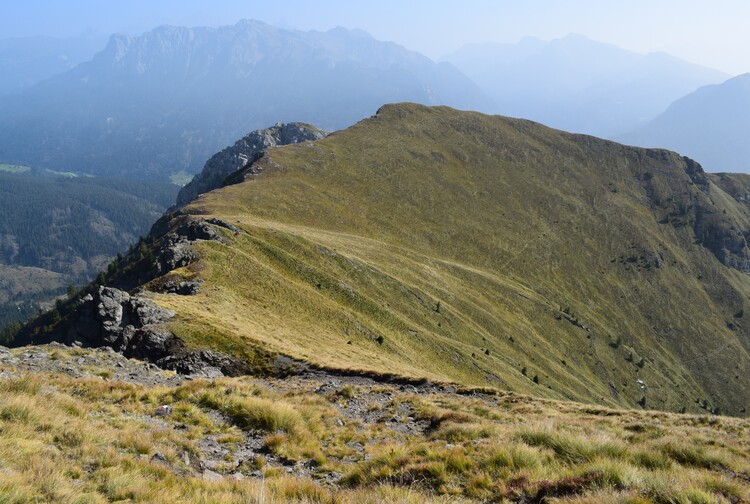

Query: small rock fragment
[202,469,223,482]
[156,404,173,416]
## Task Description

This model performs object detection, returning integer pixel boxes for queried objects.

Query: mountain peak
[324,25,372,39]
[233,18,274,30]
[175,122,327,207]
[0,21,490,179]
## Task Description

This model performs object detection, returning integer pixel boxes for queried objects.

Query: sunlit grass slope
[156,103,750,415]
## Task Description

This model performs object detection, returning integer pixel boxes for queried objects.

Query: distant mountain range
[0,34,105,95]
[443,34,728,138]
[0,21,491,180]
[620,73,750,172]
[1,25,743,181]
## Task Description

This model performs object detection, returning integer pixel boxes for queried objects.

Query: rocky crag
[14,215,252,376]
[175,123,326,207]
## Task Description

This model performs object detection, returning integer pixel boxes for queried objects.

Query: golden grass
[0,345,748,501]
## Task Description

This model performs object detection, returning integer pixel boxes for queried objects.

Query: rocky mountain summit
[176,122,326,207]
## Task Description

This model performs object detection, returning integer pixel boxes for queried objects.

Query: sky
[2,0,749,75]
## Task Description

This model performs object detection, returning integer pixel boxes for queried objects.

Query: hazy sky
[3,0,749,75]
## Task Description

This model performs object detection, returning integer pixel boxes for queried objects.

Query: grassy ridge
[154,104,750,415]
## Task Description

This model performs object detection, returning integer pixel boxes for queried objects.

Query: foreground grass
[0,347,748,503]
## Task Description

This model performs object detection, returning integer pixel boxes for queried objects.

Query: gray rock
[156,349,248,377]
[205,218,241,234]
[202,469,223,482]
[152,219,236,276]
[151,452,169,465]
[64,286,178,359]
[45,283,247,379]
[155,405,173,416]
[158,279,201,295]
[176,123,326,207]
[154,238,197,276]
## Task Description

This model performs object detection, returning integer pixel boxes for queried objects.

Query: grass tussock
[518,427,627,464]
[0,346,748,502]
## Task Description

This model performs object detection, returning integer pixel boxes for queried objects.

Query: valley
[0,171,177,330]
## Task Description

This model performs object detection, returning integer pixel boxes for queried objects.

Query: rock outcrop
[152,219,231,276]
[637,153,750,273]
[175,123,326,207]
[60,285,248,376]
[65,286,178,360]
[13,215,250,376]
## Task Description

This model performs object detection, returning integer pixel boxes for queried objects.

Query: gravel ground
[0,343,493,484]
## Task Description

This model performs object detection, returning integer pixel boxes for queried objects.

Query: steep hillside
[22,104,750,418]
[620,73,750,173]
[443,34,728,137]
[0,20,491,180]
[0,172,177,328]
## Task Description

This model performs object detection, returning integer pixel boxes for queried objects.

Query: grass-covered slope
[151,104,750,416]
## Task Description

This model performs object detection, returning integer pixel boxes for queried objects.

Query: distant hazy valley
[0,167,177,328]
